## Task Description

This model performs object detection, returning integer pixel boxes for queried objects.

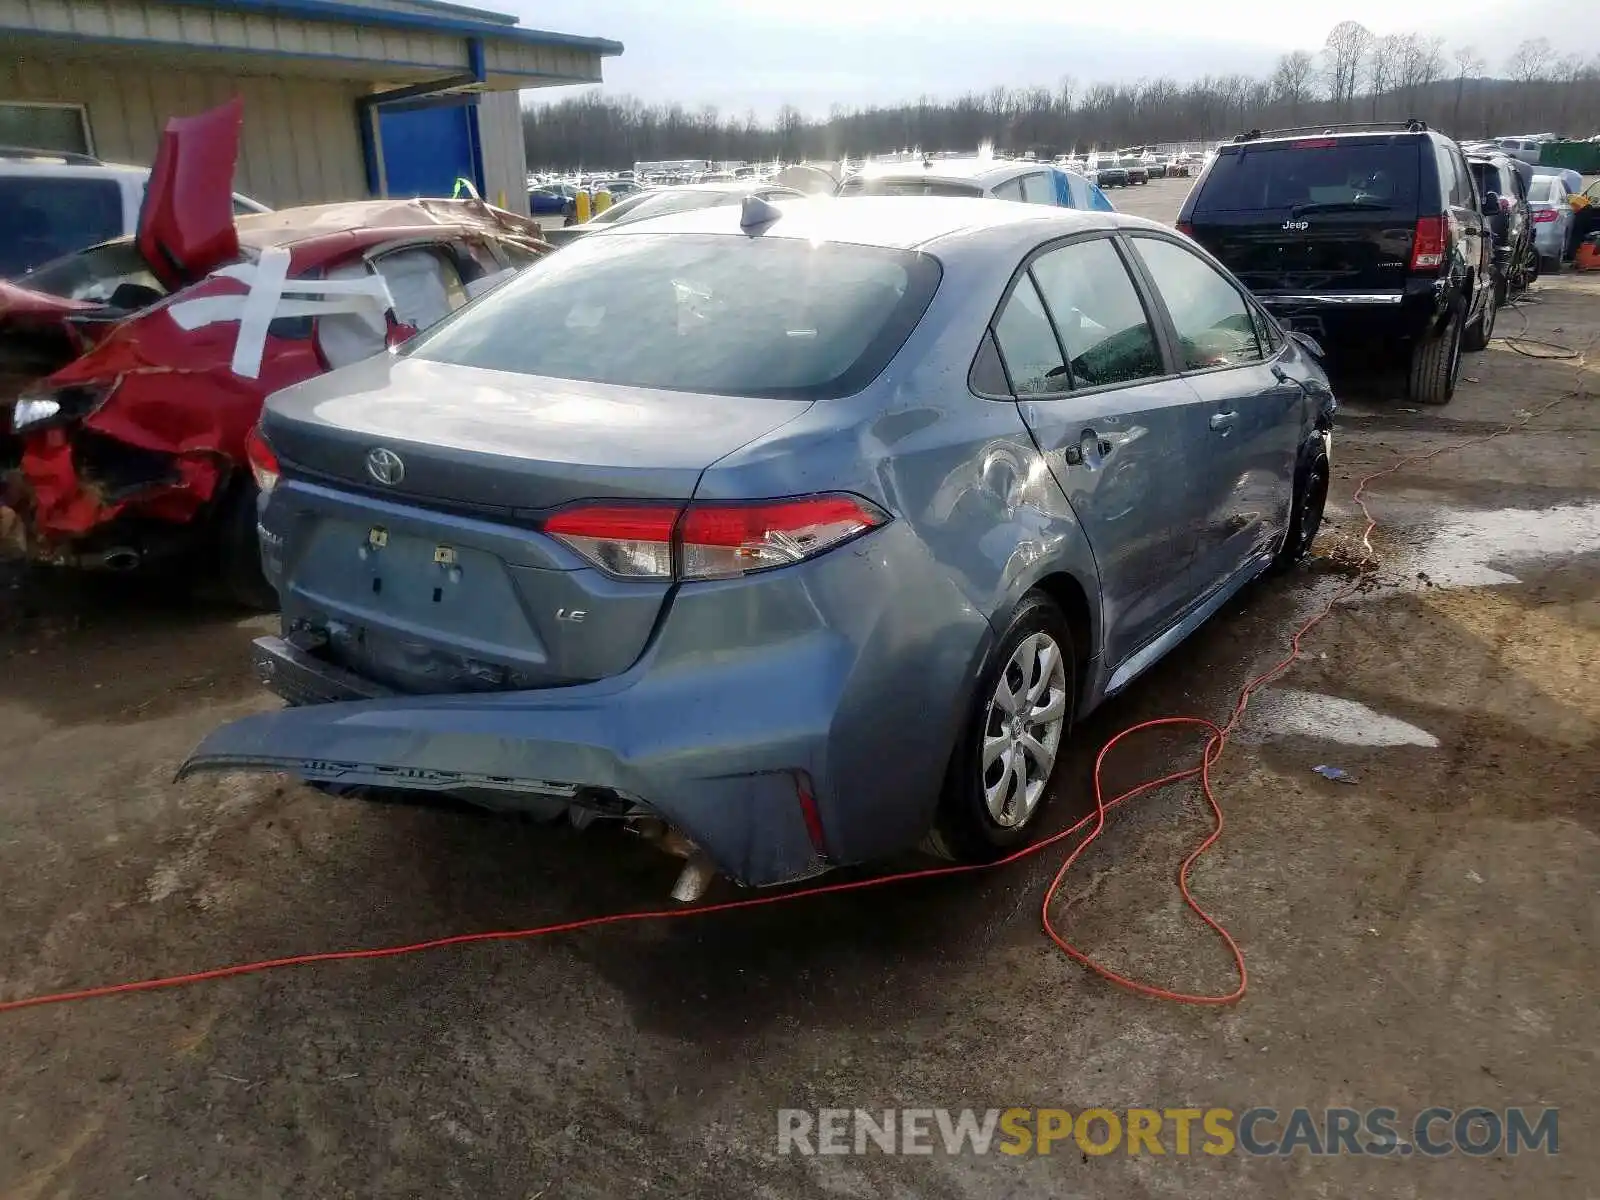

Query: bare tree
[1368,34,1405,118]
[1452,45,1485,132]
[1323,20,1373,116]
[1272,50,1318,121]
[1506,38,1554,84]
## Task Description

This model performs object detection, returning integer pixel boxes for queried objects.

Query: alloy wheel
[981,632,1069,828]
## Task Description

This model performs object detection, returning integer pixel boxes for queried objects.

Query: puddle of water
[1359,501,1600,593]
[1239,688,1440,748]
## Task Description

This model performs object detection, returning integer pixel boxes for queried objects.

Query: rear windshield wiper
[1288,200,1394,216]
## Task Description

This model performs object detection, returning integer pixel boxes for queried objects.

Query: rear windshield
[409,232,942,400]
[1528,178,1564,203]
[1194,142,1421,213]
[839,176,984,197]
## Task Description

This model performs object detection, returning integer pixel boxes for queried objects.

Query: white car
[0,148,269,278]
[1527,175,1575,269]
[838,158,1115,211]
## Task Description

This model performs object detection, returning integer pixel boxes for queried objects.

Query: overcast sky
[500,0,1594,116]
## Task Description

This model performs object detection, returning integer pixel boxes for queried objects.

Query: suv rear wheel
[1408,304,1463,406]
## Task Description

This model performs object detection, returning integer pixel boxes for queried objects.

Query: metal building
[0,0,622,208]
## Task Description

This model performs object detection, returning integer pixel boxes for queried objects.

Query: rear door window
[0,176,123,278]
[1020,172,1056,205]
[1193,142,1421,213]
[991,176,1025,202]
[1130,236,1264,371]
[375,246,467,330]
[1029,237,1164,388]
[992,275,1067,395]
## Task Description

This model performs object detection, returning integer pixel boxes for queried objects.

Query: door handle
[1209,411,1237,431]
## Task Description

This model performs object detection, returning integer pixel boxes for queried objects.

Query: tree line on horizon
[522,26,1599,171]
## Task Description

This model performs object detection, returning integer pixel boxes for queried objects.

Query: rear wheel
[1408,305,1463,406]
[1462,285,1497,352]
[930,592,1075,861]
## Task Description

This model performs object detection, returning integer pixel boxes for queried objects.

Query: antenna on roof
[740,193,783,231]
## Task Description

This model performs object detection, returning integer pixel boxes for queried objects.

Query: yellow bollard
[594,189,613,213]
[573,189,591,224]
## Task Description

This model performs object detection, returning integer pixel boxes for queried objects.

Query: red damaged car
[0,99,548,605]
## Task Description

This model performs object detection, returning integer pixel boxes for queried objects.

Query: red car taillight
[542,494,888,581]
[1176,221,1194,238]
[1532,209,1558,224]
[245,425,280,494]
[1499,196,1513,214]
[1409,216,1447,270]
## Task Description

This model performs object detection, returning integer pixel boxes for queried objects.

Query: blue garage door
[379,101,482,198]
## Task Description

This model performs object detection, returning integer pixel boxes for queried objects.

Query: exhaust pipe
[630,817,720,903]
[670,852,717,904]
[100,547,141,571]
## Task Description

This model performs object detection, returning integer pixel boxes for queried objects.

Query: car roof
[592,195,1123,250]
[849,158,1043,188]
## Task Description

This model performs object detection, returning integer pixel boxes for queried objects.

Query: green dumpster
[1541,140,1600,174]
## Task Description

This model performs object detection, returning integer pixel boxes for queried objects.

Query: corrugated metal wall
[476,89,526,209]
[0,59,369,206]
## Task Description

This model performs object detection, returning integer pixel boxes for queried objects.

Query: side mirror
[1481,191,1500,217]
[1287,329,1326,360]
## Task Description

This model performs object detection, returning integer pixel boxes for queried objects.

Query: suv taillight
[1176,221,1194,238]
[1409,216,1447,271]
[542,494,888,581]
[245,426,280,494]
[1532,209,1558,224]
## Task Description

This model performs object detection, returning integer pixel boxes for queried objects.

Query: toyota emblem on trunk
[366,447,405,486]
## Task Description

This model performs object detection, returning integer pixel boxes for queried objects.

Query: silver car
[1527,175,1575,269]
[184,198,1336,893]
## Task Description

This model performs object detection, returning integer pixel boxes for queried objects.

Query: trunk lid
[137,97,243,291]
[1188,138,1423,293]
[262,354,811,693]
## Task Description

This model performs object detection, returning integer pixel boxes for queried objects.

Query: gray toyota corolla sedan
[183,196,1335,895]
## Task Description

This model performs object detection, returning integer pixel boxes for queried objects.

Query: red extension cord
[0,377,1580,1016]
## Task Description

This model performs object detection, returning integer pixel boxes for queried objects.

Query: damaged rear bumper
[183,631,853,887]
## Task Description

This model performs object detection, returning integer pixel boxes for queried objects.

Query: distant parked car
[1097,160,1129,188]
[1494,137,1544,165]
[181,196,1336,896]
[542,182,804,247]
[837,158,1114,211]
[0,146,269,279]
[528,183,577,216]
[1178,120,1496,405]
[1527,175,1575,270]
[1119,157,1150,185]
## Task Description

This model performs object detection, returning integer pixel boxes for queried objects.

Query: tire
[1524,247,1540,284]
[217,481,279,611]
[929,592,1076,862]
[1272,450,1329,572]
[1407,305,1463,406]
[1539,253,1559,275]
[1462,285,1496,352]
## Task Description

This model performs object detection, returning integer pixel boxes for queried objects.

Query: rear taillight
[542,504,678,578]
[1176,221,1194,238]
[1499,196,1513,214]
[542,493,888,581]
[245,426,280,494]
[1532,209,1558,224]
[1291,138,1338,149]
[1409,216,1447,270]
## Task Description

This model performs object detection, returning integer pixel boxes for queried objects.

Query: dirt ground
[2,177,1596,1199]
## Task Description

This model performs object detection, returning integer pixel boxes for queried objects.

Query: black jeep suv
[1176,121,1497,405]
